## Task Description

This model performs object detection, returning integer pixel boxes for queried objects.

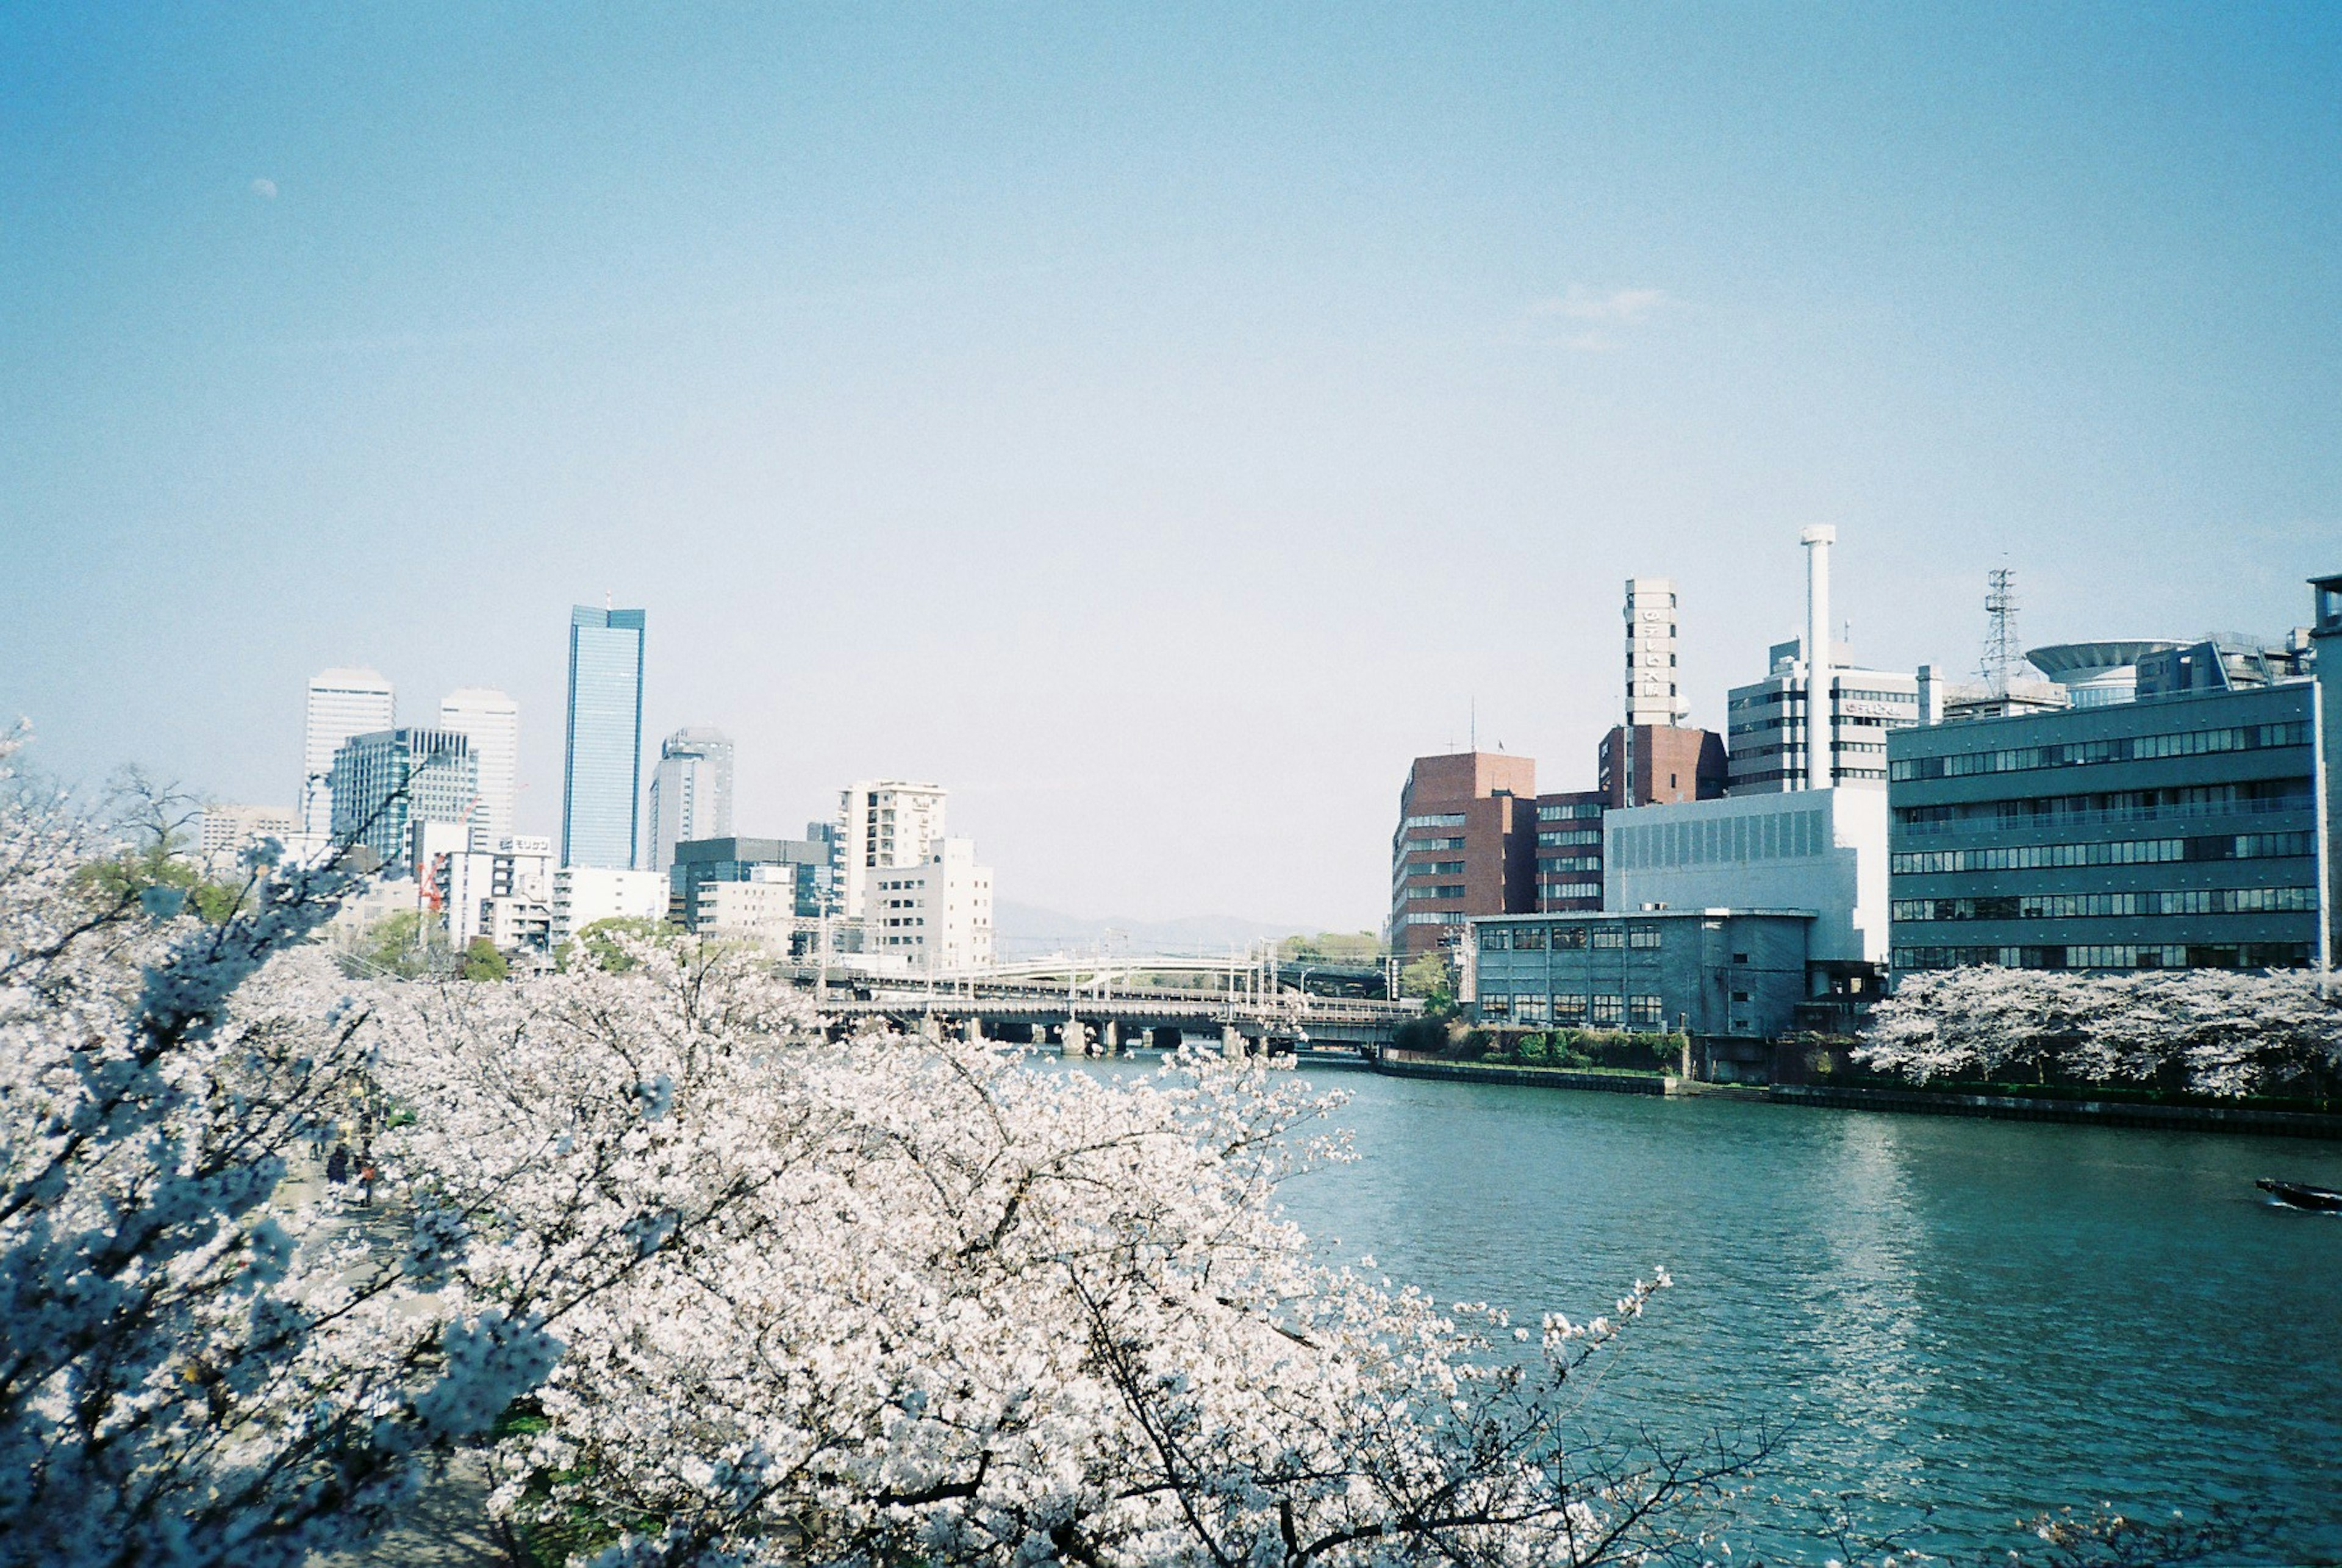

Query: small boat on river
[2257,1178,2342,1212]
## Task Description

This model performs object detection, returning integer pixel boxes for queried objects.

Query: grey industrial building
[1469,910,1815,1040]
[1886,680,2318,972]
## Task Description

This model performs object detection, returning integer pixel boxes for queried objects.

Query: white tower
[303,668,395,839]
[439,687,520,843]
[1801,526,1836,792]
[1624,578,1687,727]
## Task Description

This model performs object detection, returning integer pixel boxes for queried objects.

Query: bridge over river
[813,953,1421,1054]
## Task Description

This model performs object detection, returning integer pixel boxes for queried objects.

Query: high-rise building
[562,605,647,869]
[303,668,395,839]
[646,727,735,873]
[438,688,520,843]
[836,780,947,919]
[328,728,481,873]
[1387,751,1538,958]
[1725,530,1922,793]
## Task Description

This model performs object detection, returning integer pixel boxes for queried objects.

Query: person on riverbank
[325,1145,349,1187]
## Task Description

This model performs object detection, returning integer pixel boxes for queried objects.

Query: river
[1069,1057,2342,1562]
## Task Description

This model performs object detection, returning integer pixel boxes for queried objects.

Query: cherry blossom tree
[5,725,1764,1567]
[0,730,565,1568]
[1858,965,2342,1097]
[371,939,1756,1567]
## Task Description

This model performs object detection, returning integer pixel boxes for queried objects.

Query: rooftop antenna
[1981,565,2020,696]
[604,589,614,612]
[1470,696,1477,752]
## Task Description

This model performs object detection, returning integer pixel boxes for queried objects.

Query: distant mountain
[992,900,1333,960]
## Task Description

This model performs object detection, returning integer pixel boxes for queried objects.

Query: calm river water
[1071,1058,2342,1562]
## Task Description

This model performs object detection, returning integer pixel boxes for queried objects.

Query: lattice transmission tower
[1980,566,2021,696]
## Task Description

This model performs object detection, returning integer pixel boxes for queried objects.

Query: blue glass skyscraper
[562,604,647,868]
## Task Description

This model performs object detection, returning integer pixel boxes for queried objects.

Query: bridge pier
[962,1017,985,1045]
[1100,1019,1121,1054]
[1060,1018,1089,1058]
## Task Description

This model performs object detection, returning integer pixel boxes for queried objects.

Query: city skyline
[2,5,2333,927]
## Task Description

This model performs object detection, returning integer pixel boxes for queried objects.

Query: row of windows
[1611,809,1830,871]
[1889,720,2310,782]
[1893,942,2312,972]
[1729,685,1918,711]
[1406,836,1466,852]
[1403,912,1467,926]
[1538,801,1605,822]
[1538,882,1602,901]
[1479,991,1668,1027]
[1538,855,1600,874]
[1537,828,1602,847]
[1402,813,1468,831]
[1891,886,2317,923]
[1482,924,1664,951]
[1408,861,1466,878]
[1894,782,2310,836]
[1890,830,2313,875]
[1406,884,1466,901]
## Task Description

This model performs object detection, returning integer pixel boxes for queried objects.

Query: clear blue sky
[3,4,2335,928]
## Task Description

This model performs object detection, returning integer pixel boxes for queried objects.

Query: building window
[1552,994,1588,1024]
[1480,927,1511,951]
[1481,991,1513,1016]
[1553,926,1588,950]
[1589,993,1624,1026]
[1628,926,1663,948]
[1627,995,1665,1029]
[1513,926,1547,951]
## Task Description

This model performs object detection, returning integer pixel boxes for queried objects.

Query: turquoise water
[1070,1059,2342,1561]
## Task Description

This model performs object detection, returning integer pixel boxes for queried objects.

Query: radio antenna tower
[1980,566,2021,696]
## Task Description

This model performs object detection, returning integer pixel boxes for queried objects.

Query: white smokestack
[1801,526,1836,792]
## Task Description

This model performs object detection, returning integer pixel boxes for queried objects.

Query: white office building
[303,668,395,839]
[692,873,804,943]
[551,865,670,950]
[867,837,995,973]
[837,779,948,920]
[423,831,555,951]
[646,727,736,873]
[1603,788,1889,964]
[196,803,303,878]
[439,687,520,842]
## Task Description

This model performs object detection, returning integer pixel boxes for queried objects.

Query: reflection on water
[1062,1057,2342,1561]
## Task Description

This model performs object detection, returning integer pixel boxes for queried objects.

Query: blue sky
[2,4,2335,928]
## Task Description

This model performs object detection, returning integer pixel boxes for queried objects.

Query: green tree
[459,937,509,981]
[562,915,678,974]
[345,909,452,979]
[1285,930,1386,964]
[1398,950,1455,1008]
